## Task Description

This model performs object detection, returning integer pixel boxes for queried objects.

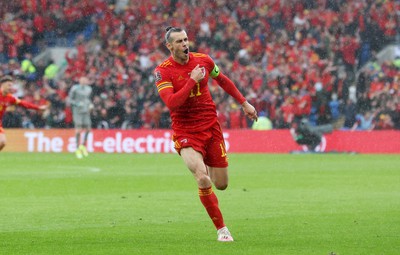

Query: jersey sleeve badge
[154,71,162,83]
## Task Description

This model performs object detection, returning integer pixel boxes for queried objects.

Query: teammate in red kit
[0,75,48,151]
[154,27,258,241]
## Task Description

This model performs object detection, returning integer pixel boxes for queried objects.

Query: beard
[173,48,189,63]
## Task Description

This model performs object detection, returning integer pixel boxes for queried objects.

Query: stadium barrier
[3,129,400,154]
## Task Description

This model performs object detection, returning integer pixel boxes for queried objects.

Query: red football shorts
[172,122,228,168]
[0,127,4,134]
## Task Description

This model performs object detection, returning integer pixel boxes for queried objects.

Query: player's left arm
[210,63,258,121]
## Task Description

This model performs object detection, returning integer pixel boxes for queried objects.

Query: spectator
[20,53,37,81]
[44,60,59,88]
[329,92,340,115]
[106,99,125,129]
[343,99,357,129]
[351,110,376,131]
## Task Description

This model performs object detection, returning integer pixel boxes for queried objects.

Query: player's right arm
[155,65,204,111]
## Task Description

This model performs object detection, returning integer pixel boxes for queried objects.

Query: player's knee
[197,174,212,188]
[214,182,228,190]
[0,141,5,151]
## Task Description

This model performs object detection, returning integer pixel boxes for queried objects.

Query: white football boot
[217,226,234,242]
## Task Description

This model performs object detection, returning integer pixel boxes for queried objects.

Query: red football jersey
[154,52,218,132]
[0,93,18,128]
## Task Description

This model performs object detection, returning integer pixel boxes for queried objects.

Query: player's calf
[0,134,6,151]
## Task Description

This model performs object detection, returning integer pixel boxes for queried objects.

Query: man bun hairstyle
[165,26,184,43]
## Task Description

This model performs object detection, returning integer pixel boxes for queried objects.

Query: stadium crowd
[1,0,399,130]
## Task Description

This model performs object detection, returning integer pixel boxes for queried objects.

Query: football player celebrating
[154,27,258,241]
[0,75,48,151]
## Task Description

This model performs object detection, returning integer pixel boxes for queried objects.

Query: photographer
[290,118,333,152]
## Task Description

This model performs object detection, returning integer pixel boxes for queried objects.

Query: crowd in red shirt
[0,0,98,61]
[0,0,399,130]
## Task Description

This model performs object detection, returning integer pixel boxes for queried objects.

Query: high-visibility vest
[44,64,59,79]
[21,59,36,73]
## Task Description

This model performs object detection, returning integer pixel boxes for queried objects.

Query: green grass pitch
[0,153,399,255]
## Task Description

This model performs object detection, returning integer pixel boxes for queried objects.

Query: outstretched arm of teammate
[158,65,204,111]
[17,100,40,110]
[17,100,49,112]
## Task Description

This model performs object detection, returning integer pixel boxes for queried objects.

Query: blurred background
[0,0,399,131]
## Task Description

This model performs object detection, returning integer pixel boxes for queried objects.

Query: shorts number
[220,143,227,157]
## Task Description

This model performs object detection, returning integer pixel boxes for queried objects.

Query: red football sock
[198,187,225,230]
